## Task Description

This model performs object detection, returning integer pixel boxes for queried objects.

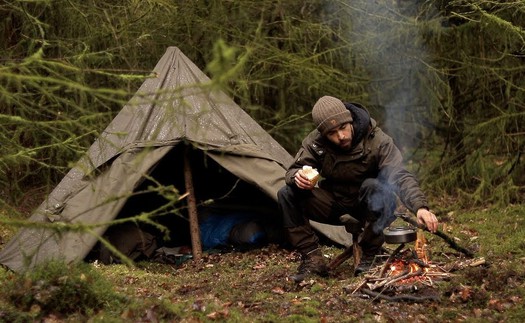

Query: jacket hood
[344,102,371,148]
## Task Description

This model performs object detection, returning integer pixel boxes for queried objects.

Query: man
[277,96,438,281]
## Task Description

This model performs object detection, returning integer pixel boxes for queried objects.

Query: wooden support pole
[328,234,360,271]
[183,145,202,261]
[328,245,353,270]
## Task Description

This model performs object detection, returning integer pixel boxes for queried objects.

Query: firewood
[379,243,405,277]
[359,288,440,302]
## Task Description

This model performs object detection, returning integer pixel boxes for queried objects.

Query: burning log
[346,230,454,303]
[379,243,405,277]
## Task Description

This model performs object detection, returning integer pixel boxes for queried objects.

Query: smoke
[346,0,435,151]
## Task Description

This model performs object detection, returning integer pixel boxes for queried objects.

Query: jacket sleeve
[376,133,429,213]
[284,131,323,186]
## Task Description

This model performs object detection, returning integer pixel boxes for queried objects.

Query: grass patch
[0,260,126,321]
[0,210,17,250]
[0,205,525,321]
[453,205,525,257]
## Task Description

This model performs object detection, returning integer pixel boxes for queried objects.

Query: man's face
[325,122,353,150]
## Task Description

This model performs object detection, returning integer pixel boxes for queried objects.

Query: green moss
[455,205,525,257]
[0,260,125,319]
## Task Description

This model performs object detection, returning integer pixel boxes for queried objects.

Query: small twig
[410,258,430,268]
[369,269,410,290]
[434,263,450,273]
[384,268,423,288]
[423,276,434,286]
[350,279,369,294]
[441,253,452,260]
[467,257,486,267]
[364,277,388,282]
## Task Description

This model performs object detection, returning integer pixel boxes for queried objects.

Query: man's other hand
[416,208,438,233]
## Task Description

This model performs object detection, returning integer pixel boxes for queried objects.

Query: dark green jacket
[285,103,429,214]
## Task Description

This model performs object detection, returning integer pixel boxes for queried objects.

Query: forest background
[0,0,524,321]
[1,0,524,210]
[0,0,525,209]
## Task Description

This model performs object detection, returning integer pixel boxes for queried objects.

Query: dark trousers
[277,178,397,255]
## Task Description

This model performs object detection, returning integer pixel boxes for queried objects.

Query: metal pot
[383,226,417,244]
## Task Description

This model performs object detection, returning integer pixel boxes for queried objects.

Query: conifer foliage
[1,0,524,210]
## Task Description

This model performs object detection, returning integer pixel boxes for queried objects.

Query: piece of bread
[302,165,320,185]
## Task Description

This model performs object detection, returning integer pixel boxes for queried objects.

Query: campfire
[334,214,485,302]
[344,229,450,302]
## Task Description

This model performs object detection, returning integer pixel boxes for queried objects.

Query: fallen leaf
[145,307,158,322]
[510,296,522,303]
[120,309,132,319]
[291,299,302,305]
[459,285,473,301]
[473,308,482,318]
[207,309,229,320]
[271,286,285,295]
[192,300,206,312]
[253,263,266,270]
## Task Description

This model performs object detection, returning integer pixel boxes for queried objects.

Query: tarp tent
[0,46,351,272]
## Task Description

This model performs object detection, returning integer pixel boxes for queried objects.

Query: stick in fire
[395,213,475,258]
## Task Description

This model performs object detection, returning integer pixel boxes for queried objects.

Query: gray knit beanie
[312,96,353,135]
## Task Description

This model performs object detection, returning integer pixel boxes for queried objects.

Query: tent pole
[183,145,202,261]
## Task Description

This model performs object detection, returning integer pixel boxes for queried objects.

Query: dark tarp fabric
[0,47,351,272]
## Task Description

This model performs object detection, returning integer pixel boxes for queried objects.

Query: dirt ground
[2,205,525,321]
[91,241,524,322]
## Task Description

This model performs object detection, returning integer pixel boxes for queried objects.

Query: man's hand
[294,169,316,190]
[416,208,438,233]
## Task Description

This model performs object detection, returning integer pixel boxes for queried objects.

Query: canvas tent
[0,46,351,272]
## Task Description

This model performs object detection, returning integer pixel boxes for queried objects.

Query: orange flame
[386,231,431,284]
[415,230,429,264]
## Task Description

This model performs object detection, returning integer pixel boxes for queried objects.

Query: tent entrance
[86,144,286,264]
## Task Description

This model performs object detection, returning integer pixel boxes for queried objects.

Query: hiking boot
[290,248,329,283]
[354,254,376,275]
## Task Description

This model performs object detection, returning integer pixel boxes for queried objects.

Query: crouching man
[277,96,438,282]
